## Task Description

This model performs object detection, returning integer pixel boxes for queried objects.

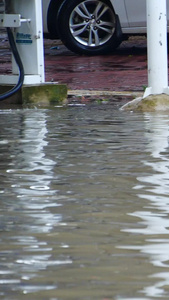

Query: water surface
[0,104,169,300]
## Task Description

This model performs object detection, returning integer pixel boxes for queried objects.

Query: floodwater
[0,103,169,300]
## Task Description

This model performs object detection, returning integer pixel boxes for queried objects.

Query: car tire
[57,0,122,55]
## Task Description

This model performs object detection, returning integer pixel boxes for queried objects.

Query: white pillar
[143,0,169,98]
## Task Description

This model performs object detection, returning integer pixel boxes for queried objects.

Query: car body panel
[124,0,146,27]
[110,0,129,27]
[43,0,169,35]
[124,0,169,28]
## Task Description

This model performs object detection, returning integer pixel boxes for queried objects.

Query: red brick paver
[0,35,149,94]
[44,37,148,93]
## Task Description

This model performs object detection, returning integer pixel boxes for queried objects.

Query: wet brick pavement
[44,36,148,94]
[0,35,151,98]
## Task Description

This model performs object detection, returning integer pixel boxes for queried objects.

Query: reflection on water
[119,114,169,299]
[0,106,169,299]
[0,110,72,298]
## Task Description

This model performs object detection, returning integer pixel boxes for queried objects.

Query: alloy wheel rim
[69,0,116,47]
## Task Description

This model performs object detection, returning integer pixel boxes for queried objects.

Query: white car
[42,0,169,55]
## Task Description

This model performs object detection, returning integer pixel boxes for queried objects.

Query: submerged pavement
[0,34,149,101]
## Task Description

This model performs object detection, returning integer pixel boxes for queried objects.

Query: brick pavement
[0,35,149,100]
[44,36,148,95]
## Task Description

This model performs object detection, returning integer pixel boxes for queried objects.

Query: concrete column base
[121,94,169,112]
[0,83,67,107]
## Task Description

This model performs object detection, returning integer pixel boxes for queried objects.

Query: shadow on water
[0,105,169,299]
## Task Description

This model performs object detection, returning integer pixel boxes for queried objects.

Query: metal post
[143,0,169,98]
